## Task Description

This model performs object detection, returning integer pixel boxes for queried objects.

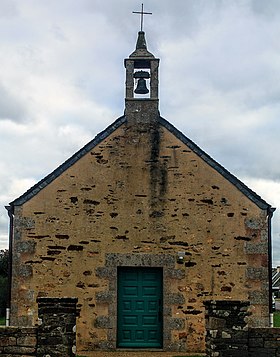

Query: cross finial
[133,4,152,32]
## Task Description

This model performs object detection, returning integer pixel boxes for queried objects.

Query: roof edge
[10,115,126,207]
[10,114,271,212]
[159,116,271,211]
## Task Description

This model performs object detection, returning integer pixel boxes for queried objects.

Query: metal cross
[133,4,152,32]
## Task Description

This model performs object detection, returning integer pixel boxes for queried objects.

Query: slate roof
[10,115,271,211]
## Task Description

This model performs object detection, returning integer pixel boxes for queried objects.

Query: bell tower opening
[124,31,159,101]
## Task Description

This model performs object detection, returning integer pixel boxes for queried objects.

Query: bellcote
[124,31,160,103]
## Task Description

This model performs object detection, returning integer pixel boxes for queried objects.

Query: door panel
[117,267,163,348]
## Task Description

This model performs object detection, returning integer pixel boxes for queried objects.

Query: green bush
[0,250,8,317]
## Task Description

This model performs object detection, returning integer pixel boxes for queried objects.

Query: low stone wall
[0,297,77,357]
[204,300,280,357]
[249,327,280,356]
[0,326,37,356]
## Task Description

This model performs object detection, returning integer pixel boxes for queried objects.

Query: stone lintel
[105,253,175,268]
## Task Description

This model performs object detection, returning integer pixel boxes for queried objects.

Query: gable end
[10,115,126,208]
[159,117,270,211]
[9,114,271,212]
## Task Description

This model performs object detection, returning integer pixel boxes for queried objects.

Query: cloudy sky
[0,0,280,265]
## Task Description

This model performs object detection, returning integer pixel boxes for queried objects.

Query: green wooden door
[117,267,163,348]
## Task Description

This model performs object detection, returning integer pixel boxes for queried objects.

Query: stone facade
[8,115,272,353]
[7,31,273,354]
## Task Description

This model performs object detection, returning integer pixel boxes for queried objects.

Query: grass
[274,311,280,327]
[0,316,5,325]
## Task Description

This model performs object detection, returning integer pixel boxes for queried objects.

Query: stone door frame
[95,253,186,351]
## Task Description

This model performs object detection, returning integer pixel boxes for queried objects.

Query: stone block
[245,242,267,254]
[18,264,33,278]
[167,317,185,330]
[222,331,231,338]
[17,334,37,346]
[94,316,113,329]
[245,217,263,229]
[4,345,36,354]
[165,340,186,352]
[0,336,16,347]
[95,291,114,303]
[165,292,185,305]
[95,267,116,279]
[15,216,35,229]
[208,316,226,329]
[246,267,268,281]
[165,268,185,279]
[16,241,36,254]
[99,340,115,350]
[249,291,268,305]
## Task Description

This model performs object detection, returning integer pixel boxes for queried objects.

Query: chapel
[6,29,274,353]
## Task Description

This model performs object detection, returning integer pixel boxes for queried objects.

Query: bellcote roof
[129,31,155,58]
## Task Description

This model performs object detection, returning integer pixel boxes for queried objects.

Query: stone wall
[0,297,77,357]
[0,327,37,356]
[204,300,280,357]
[248,328,280,356]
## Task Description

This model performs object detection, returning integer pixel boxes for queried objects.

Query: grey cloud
[252,0,280,18]
[0,84,27,122]
[0,0,18,18]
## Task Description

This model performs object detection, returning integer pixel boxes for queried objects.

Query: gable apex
[9,115,271,212]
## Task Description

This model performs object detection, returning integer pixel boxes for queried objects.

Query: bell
[134,78,149,94]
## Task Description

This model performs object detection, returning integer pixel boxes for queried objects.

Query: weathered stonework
[8,115,271,353]
[204,300,250,357]
[37,297,77,357]
[0,297,77,357]
[0,327,37,356]
[205,300,280,357]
